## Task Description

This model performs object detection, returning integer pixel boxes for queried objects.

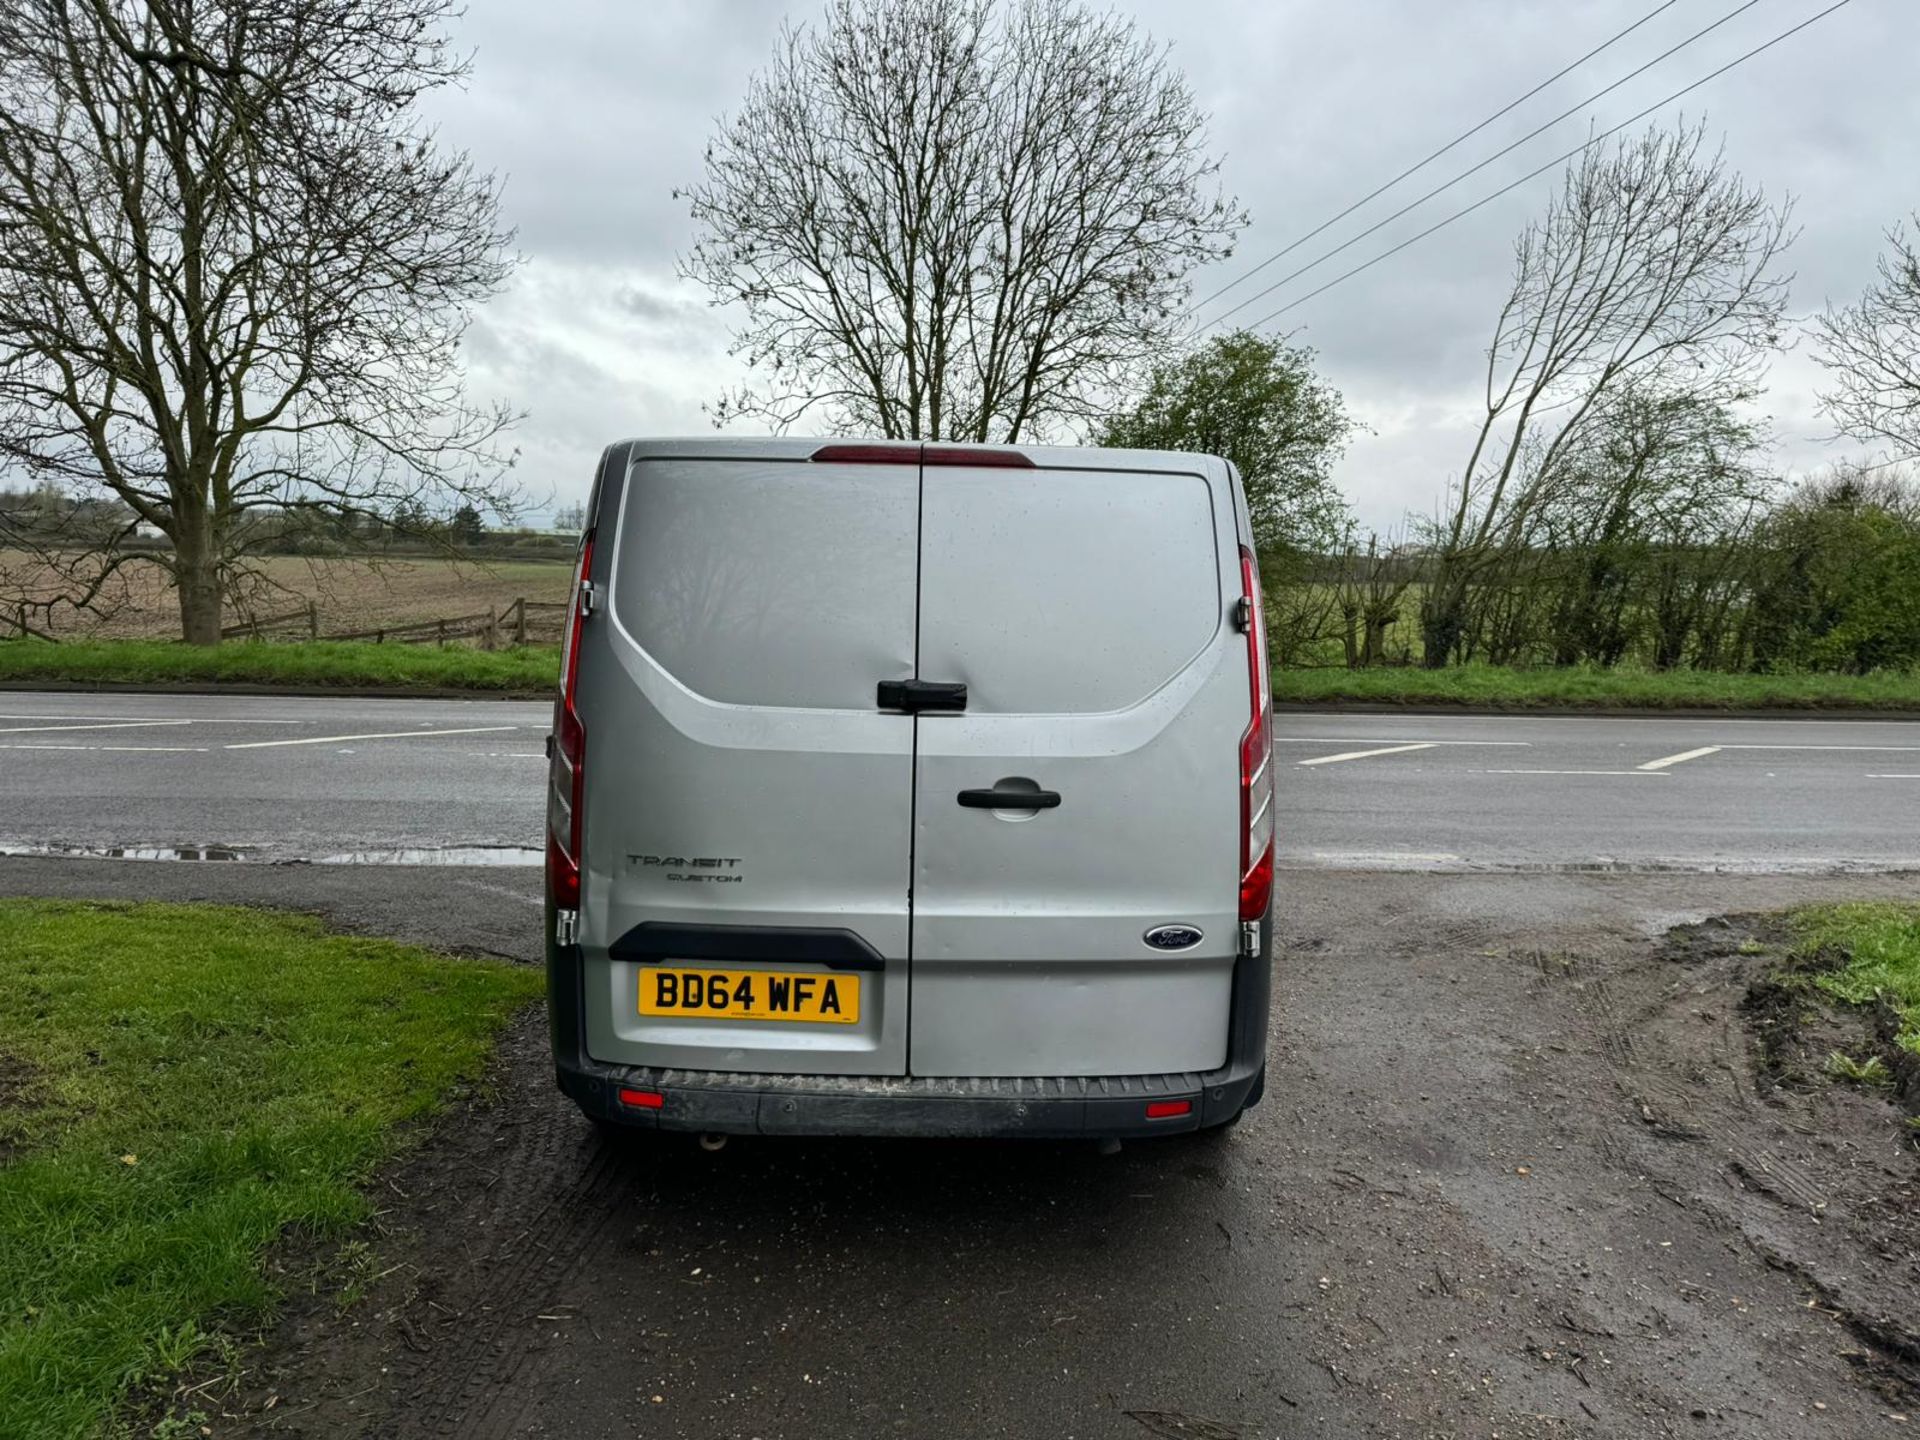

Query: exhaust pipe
[697,1132,729,1153]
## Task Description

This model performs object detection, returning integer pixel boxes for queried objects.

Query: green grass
[0,901,542,1438]
[1790,902,1920,1055]
[1273,662,1920,712]
[0,638,560,693]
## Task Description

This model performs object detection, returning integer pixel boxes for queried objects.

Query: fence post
[485,604,498,651]
[436,617,446,645]
[514,597,527,646]
[308,601,318,640]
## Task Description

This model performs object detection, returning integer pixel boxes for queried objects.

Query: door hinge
[1240,920,1260,958]
[1232,595,1253,633]
[578,581,596,618]
[555,908,579,946]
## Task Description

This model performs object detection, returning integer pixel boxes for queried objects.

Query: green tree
[1748,475,1920,674]
[1098,330,1355,563]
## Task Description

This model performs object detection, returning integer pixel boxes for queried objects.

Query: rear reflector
[809,443,1034,469]
[617,1088,665,1110]
[1145,1099,1193,1120]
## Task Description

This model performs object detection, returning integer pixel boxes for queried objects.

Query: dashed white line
[1638,745,1723,771]
[0,744,209,752]
[1272,737,1530,747]
[224,725,518,750]
[0,719,195,735]
[1866,773,1920,779]
[1718,743,1920,752]
[1481,769,1671,777]
[1297,742,1438,767]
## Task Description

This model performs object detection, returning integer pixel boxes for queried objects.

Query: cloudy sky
[421,0,1917,531]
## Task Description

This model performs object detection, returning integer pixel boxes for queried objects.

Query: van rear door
[908,455,1244,1078]
[580,446,917,1076]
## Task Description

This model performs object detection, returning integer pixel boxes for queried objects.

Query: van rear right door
[907,454,1245,1078]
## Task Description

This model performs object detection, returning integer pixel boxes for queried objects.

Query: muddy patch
[1612,911,1920,1406]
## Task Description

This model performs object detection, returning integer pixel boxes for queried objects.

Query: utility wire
[1236,0,1854,333]
[1201,0,1768,331]
[1187,0,1685,318]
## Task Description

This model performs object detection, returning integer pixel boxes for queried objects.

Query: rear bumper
[546,909,1271,1140]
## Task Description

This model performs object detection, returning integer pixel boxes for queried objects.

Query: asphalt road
[2,690,1919,870]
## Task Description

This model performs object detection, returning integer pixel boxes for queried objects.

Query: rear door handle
[958,786,1061,810]
[877,678,968,713]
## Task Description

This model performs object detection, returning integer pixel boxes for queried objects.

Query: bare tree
[1420,121,1792,666]
[0,0,518,644]
[680,0,1244,443]
[1816,217,1920,460]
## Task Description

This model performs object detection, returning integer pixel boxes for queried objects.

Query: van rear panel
[577,449,918,1076]
[564,439,1258,1101]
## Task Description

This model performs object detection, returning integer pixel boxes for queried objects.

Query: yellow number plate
[637,966,860,1025]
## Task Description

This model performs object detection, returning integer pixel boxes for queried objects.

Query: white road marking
[0,719,194,735]
[1481,769,1671,777]
[1297,742,1438,767]
[0,743,209,752]
[465,751,548,758]
[1719,743,1920,752]
[1638,745,1723,771]
[1272,737,1530,747]
[224,725,517,750]
[0,713,305,724]
[1866,773,1920,779]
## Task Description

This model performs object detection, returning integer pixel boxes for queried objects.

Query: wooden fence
[221,596,568,648]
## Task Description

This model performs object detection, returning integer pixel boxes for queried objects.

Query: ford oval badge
[1143,924,1203,951]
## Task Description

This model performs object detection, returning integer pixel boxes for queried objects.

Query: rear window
[915,467,1222,714]
[608,457,919,710]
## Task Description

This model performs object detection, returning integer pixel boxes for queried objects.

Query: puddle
[313,846,542,867]
[0,843,252,862]
[0,843,541,867]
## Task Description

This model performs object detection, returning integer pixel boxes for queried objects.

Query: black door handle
[877,678,968,713]
[958,786,1061,810]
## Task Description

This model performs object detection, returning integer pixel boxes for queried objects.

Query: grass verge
[0,637,559,693]
[1273,662,1920,712]
[0,900,542,1438]
[1790,902,1920,1056]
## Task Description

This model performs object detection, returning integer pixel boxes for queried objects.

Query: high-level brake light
[809,443,1034,469]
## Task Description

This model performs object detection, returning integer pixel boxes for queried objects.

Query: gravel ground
[6,858,1917,1439]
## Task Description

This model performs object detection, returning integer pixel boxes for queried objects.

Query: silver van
[545,438,1272,1140]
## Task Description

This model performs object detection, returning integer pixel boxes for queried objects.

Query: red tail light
[547,530,594,912]
[1238,545,1273,921]
[1145,1099,1193,1120]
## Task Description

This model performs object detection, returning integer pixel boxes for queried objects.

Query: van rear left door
[579,446,918,1076]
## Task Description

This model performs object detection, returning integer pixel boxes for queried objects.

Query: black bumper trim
[549,908,1272,1139]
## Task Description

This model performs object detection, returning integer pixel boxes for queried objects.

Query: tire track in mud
[1550,918,1920,1407]
[372,1032,642,1439]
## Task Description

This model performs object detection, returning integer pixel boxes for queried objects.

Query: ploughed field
[0,550,574,640]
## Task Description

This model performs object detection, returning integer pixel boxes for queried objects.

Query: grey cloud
[427,0,1920,528]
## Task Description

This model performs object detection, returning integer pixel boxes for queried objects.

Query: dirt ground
[0,550,573,639]
[5,859,1917,1439]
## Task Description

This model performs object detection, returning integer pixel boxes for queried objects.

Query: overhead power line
[1187,0,1686,319]
[1236,0,1854,334]
[1204,0,1772,331]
